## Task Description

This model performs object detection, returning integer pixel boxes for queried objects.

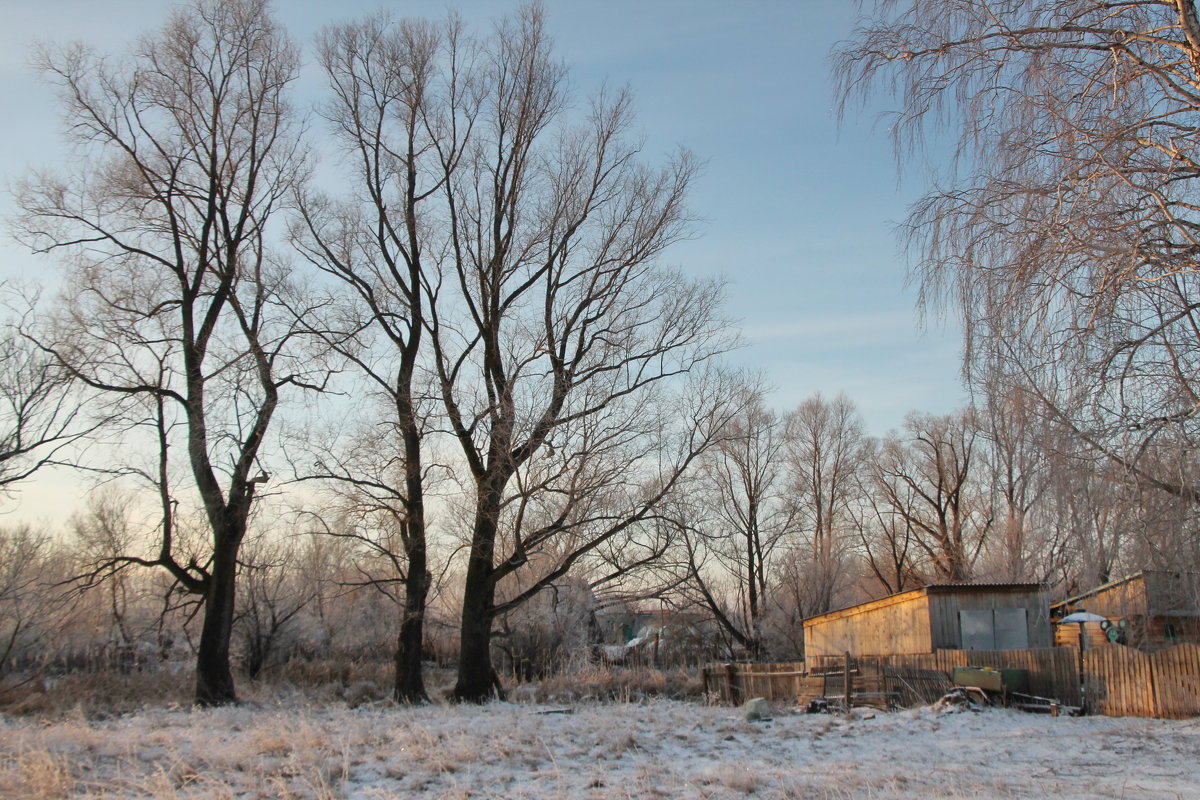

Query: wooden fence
[703,643,1200,718]
[809,648,1081,707]
[699,656,955,710]
[1085,642,1200,718]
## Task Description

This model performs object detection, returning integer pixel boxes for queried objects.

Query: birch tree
[836,0,1200,502]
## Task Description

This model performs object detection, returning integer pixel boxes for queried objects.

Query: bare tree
[855,440,922,595]
[14,0,311,705]
[674,393,795,658]
[291,12,459,703]
[869,410,991,583]
[236,534,316,679]
[412,7,739,701]
[0,301,91,494]
[0,526,72,675]
[782,392,866,615]
[835,0,1200,503]
[970,384,1054,582]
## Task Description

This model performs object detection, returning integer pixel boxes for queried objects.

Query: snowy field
[2,698,1197,799]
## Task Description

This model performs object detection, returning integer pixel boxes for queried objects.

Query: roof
[803,582,1047,626]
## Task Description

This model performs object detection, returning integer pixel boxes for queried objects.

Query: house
[1051,571,1200,650]
[802,583,1051,659]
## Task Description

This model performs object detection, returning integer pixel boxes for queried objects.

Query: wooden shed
[802,583,1051,659]
[1052,571,1200,650]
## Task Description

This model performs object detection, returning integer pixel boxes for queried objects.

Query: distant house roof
[803,582,1047,626]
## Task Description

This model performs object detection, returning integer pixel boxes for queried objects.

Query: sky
[0,1,966,524]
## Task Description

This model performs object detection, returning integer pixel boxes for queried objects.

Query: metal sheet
[994,608,1029,650]
[960,609,995,650]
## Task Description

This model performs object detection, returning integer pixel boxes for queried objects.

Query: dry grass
[0,658,697,721]
[512,664,701,703]
[0,749,73,800]
[0,658,406,720]
[0,669,191,719]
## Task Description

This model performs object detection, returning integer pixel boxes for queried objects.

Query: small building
[803,583,1051,659]
[1051,571,1200,650]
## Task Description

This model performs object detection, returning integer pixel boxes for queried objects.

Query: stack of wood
[1055,621,1110,649]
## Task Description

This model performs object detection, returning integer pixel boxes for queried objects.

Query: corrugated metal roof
[923,582,1045,592]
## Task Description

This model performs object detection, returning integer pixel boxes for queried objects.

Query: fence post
[1148,650,1160,718]
[725,662,741,705]
[1077,627,1088,715]
[844,651,852,716]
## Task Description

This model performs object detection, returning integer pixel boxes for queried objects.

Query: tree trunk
[194,539,239,706]
[450,461,511,703]
[453,573,502,702]
[394,543,429,704]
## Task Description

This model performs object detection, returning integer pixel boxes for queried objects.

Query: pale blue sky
[0,1,965,521]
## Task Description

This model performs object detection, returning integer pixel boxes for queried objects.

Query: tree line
[4,0,1200,706]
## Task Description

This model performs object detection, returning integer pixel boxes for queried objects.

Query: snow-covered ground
[2,698,1197,799]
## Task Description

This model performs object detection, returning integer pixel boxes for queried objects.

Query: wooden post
[725,662,740,705]
[844,651,852,716]
[700,666,709,697]
[1077,624,1087,715]
[1147,649,1160,718]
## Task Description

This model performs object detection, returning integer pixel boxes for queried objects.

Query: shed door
[993,608,1028,650]
[959,609,1030,650]
[959,610,995,650]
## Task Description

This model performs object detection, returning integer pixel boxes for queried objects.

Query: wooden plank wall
[741,661,806,702]
[927,589,1052,649]
[713,649,1077,708]
[1084,645,1157,717]
[809,647,1075,702]
[802,595,932,659]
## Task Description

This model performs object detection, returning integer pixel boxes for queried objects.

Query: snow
[2,698,1198,798]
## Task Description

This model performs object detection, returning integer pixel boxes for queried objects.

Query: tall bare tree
[783,392,866,615]
[293,12,457,704]
[15,0,310,705]
[675,392,795,658]
[869,411,991,583]
[836,0,1200,503]
[416,7,738,701]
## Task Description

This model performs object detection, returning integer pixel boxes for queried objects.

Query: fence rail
[703,643,1200,719]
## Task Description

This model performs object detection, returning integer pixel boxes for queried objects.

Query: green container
[953,666,1029,694]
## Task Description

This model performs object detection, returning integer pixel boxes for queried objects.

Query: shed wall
[1081,579,1150,619]
[927,589,1051,649]
[803,595,932,658]
[1143,572,1200,614]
